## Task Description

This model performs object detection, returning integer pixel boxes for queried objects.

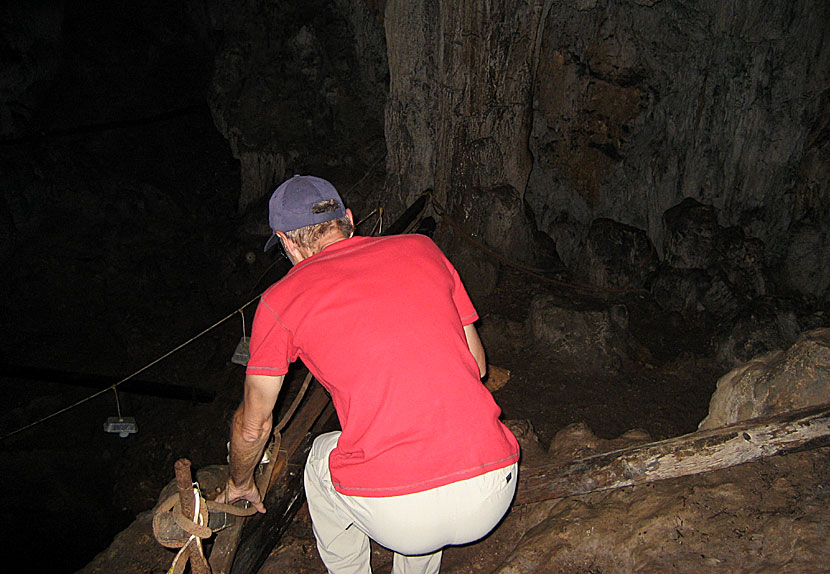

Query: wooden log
[209,382,334,573]
[229,400,337,574]
[382,193,428,236]
[230,421,326,574]
[516,402,830,506]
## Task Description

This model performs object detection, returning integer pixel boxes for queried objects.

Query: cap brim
[264,233,281,253]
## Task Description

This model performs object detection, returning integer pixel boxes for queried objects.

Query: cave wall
[207,0,388,212]
[1,0,389,220]
[383,0,551,295]
[525,0,829,266]
[382,0,828,299]
[384,0,537,211]
[3,0,826,300]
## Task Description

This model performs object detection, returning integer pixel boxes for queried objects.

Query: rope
[0,295,263,442]
[1,158,389,442]
[113,387,123,419]
[0,103,206,146]
[371,207,384,236]
[154,489,257,548]
[273,372,314,434]
[1,185,637,443]
[166,486,204,574]
[162,483,217,574]
[345,150,387,197]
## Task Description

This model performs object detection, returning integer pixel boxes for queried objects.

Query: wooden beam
[209,382,335,574]
[229,429,320,574]
[382,193,429,236]
[516,402,830,505]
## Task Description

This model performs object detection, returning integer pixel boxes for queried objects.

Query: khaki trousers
[304,431,518,574]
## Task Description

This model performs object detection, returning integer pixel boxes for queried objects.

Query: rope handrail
[0,147,398,443]
[0,295,262,442]
[2,187,644,442]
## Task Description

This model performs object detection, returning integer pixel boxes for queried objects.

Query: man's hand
[223,477,266,514]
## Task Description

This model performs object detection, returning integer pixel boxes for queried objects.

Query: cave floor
[247,267,730,574]
[2,245,728,574]
[71,263,732,573]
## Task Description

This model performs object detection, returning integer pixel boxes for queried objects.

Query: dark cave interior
[1,2,828,573]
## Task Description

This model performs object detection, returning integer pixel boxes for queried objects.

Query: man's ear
[275,231,299,261]
[345,208,355,237]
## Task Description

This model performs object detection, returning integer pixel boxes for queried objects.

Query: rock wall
[384,0,538,207]
[208,0,388,212]
[525,0,829,267]
[4,0,825,299]
[382,0,828,301]
[384,0,547,285]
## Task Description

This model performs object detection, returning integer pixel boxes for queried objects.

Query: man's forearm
[228,408,272,488]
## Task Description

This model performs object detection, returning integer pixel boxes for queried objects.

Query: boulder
[712,226,768,298]
[780,223,830,299]
[701,328,830,429]
[570,218,659,291]
[526,295,632,371]
[710,301,802,369]
[651,266,742,322]
[439,184,561,300]
[662,198,720,270]
[651,199,770,324]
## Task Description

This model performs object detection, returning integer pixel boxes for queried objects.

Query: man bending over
[225,175,519,574]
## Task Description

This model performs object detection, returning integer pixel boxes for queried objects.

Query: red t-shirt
[246,234,519,497]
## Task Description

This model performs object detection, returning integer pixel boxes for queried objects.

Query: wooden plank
[381,193,428,235]
[209,383,334,573]
[230,401,336,574]
[277,383,334,459]
[516,403,830,505]
[230,427,319,574]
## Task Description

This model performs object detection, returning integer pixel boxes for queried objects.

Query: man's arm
[464,323,487,379]
[225,373,285,513]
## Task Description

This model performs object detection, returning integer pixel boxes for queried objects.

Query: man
[225,175,519,574]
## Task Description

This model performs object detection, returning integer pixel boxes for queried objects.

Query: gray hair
[284,216,354,251]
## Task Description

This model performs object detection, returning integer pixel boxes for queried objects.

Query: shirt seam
[250,297,297,373]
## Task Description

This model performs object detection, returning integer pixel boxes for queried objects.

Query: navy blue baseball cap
[264,175,347,252]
